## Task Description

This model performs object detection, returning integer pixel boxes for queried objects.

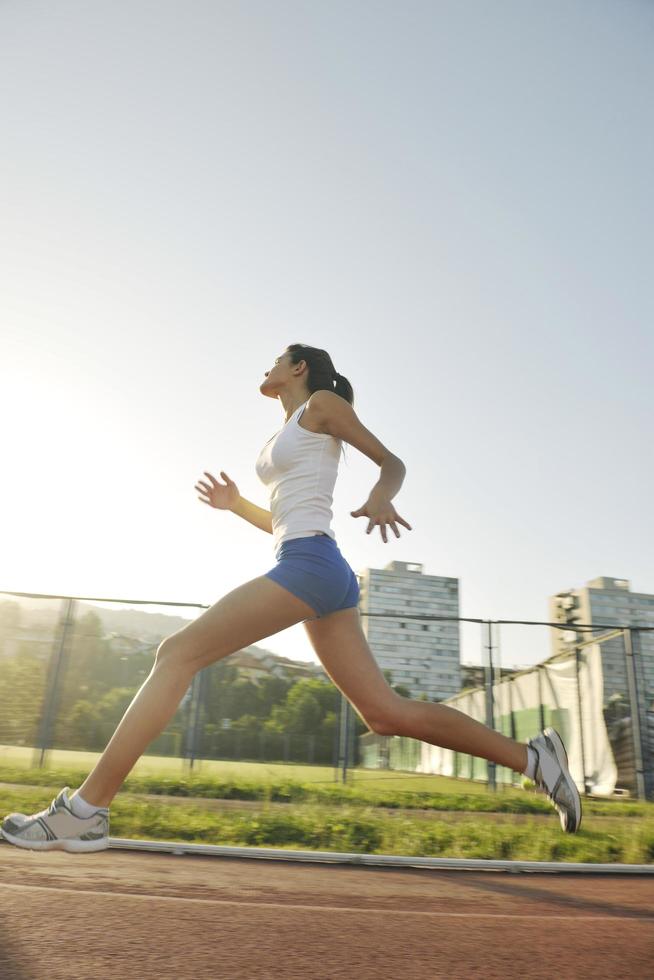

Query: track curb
[103,836,654,874]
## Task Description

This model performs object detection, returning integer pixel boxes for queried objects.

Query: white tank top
[255,399,343,552]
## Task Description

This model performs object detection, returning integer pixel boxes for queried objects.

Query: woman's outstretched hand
[195,471,240,511]
[351,490,413,543]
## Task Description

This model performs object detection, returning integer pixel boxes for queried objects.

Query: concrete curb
[106,837,654,874]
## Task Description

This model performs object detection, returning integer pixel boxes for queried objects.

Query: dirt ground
[1,843,653,979]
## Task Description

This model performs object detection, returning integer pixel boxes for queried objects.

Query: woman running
[1,343,581,851]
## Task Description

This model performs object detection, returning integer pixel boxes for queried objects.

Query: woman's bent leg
[304,607,529,773]
[384,703,585,832]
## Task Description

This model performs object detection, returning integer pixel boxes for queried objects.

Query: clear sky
[1,0,652,673]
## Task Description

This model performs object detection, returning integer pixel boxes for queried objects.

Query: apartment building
[357,560,461,701]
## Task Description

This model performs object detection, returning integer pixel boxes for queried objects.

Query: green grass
[2,782,653,864]
[1,763,647,817]
[1,745,653,865]
[1,744,496,793]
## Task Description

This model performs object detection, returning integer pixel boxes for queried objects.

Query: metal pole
[35,597,75,768]
[536,666,545,732]
[483,621,496,792]
[507,661,516,788]
[187,669,206,772]
[573,643,589,796]
[333,692,342,781]
[338,694,351,784]
[496,623,505,788]
[183,672,199,771]
[348,699,357,769]
[623,628,646,801]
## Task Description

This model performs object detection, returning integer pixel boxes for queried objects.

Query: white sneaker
[528,728,582,833]
[1,787,110,852]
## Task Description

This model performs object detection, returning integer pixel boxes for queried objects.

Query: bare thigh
[159,575,317,672]
[303,606,402,733]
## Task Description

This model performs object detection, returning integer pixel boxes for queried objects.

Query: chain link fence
[359,620,654,800]
[0,591,343,772]
[1,590,652,798]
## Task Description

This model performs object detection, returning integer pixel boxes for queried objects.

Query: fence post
[333,692,342,781]
[623,628,647,801]
[191,667,207,769]
[536,665,546,732]
[183,669,205,772]
[341,697,351,784]
[483,621,496,792]
[335,693,352,783]
[573,644,590,796]
[34,597,75,768]
[507,668,516,788]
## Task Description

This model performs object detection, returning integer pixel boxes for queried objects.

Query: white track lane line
[1,882,652,922]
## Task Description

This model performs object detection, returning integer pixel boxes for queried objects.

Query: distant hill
[75,601,196,641]
[74,602,277,657]
[0,596,317,671]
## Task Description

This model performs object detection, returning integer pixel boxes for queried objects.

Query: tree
[66,699,102,750]
[285,686,322,733]
[221,679,260,721]
[261,677,342,736]
[0,648,45,745]
[382,667,412,699]
[255,674,293,717]
[230,713,262,733]
[55,610,114,720]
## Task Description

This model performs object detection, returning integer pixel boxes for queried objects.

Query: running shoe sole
[0,826,109,852]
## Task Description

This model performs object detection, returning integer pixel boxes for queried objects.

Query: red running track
[0,848,653,979]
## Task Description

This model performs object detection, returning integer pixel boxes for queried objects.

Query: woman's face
[260,351,310,399]
[260,353,289,397]
[263,353,285,382]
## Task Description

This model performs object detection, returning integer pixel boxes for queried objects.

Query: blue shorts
[264,533,360,621]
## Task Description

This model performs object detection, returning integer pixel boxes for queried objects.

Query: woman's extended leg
[74,576,317,808]
[303,607,528,772]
